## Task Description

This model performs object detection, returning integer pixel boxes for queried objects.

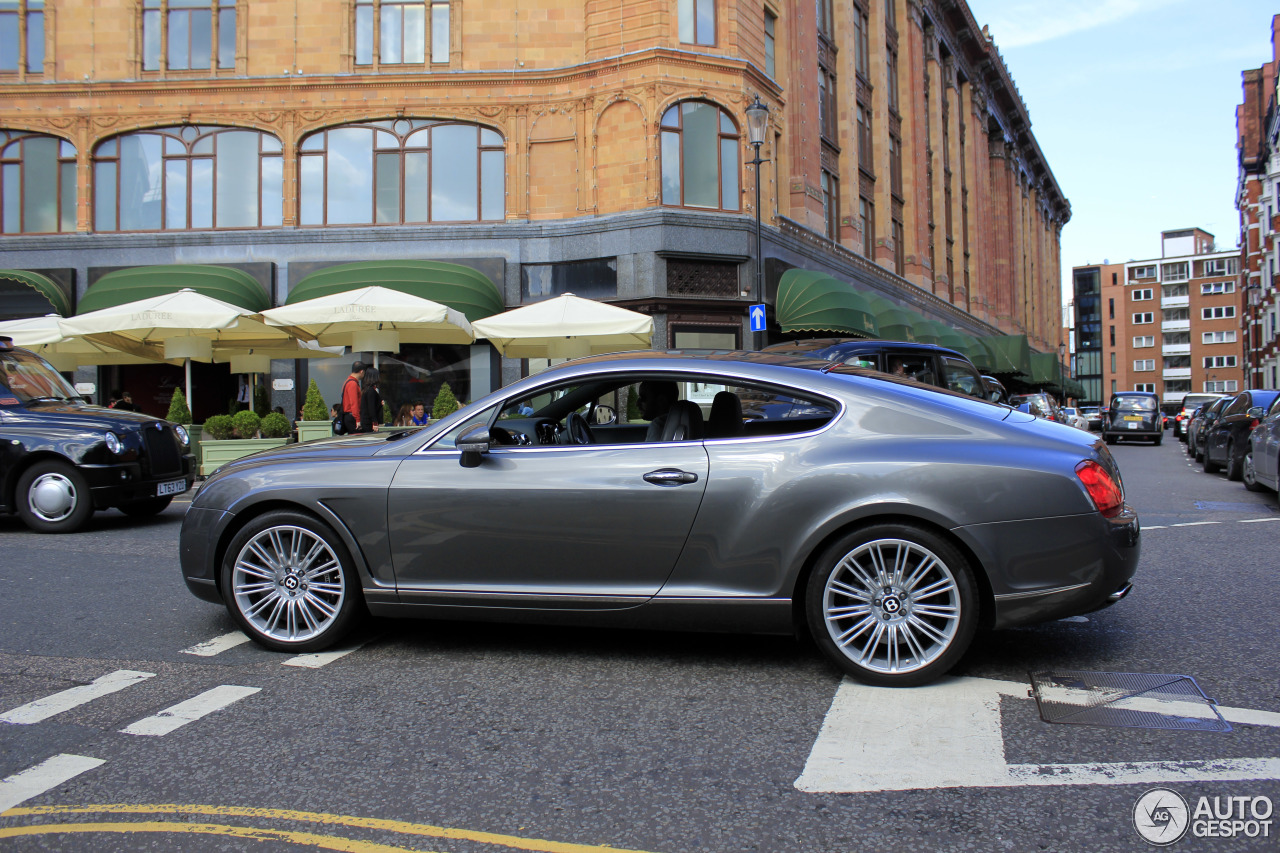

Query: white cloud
[972,0,1182,48]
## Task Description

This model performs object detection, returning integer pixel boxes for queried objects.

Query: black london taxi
[0,336,196,533]
[1102,390,1163,446]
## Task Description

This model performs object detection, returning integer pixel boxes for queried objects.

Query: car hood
[3,401,168,432]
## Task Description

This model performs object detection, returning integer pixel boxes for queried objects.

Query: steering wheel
[565,411,594,445]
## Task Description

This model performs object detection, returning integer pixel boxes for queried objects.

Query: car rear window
[1113,396,1156,411]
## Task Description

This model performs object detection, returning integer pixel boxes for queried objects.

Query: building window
[1,130,75,233]
[853,4,869,77]
[1133,359,1155,372]
[1201,305,1235,320]
[1203,355,1237,368]
[888,133,902,197]
[1134,383,1155,393]
[886,48,899,113]
[143,0,236,72]
[1110,352,1116,373]
[1130,264,1156,279]
[763,10,776,78]
[815,0,833,38]
[891,214,904,276]
[1108,298,1114,319]
[1132,312,1153,324]
[1201,281,1235,295]
[0,0,43,73]
[1161,261,1189,282]
[660,101,739,211]
[859,195,873,257]
[821,170,838,241]
[1132,335,1154,347]
[1205,380,1237,393]
[818,66,837,142]
[857,104,873,173]
[356,0,449,66]
[678,0,715,46]
[1131,288,1153,301]
[1109,326,1115,346]
[1202,258,1237,276]
[1202,330,1237,344]
[300,120,504,225]
[94,126,282,231]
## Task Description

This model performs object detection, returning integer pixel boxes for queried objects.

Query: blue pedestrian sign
[749,304,767,332]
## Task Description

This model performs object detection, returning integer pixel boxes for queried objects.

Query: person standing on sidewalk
[339,361,365,434]
[358,367,383,434]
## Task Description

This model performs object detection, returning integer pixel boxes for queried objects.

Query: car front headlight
[104,432,123,455]
[173,424,190,446]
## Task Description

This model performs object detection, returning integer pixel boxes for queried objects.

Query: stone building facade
[1,0,1068,419]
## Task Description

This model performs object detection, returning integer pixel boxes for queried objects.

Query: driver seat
[661,400,704,442]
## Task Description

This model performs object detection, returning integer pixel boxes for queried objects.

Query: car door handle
[643,468,699,486]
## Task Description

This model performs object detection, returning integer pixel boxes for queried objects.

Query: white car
[1061,407,1089,430]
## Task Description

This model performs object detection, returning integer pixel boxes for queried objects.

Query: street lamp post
[745,96,770,351]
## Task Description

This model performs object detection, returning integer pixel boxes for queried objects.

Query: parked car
[1245,393,1280,494]
[1202,389,1280,480]
[1079,406,1103,431]
[1061,407,1089,430]
[1189,397,1231,462]
[1008,392,1063,423]
[180,350,1140,688]
[1175,393,1225,441]
[1102,391,1162,445]
[760,339,988,399]
[0,336,196,533]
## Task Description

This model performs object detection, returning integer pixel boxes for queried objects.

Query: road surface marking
[181,632,252,657]
[0,671,155,725]
[1168,521,1220,527]
[0,755,104,813]
[1239,517,1280,523]
[283,637,378,669]
[0,822,421,851]
[2,804,663,852]
[119,685,260,737]
[795,676,1280,793]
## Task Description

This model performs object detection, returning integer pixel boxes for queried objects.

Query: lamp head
[745,96,769,147]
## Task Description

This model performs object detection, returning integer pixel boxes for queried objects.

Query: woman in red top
[339,361,365,434]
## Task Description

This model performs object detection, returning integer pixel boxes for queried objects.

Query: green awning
[287,260,504,322]
[955,333,993,371]
[1029,352,1062,385]
[77,264,268,314]
[979,334,1033,376]
[876,308,920,342]
[775,270,878,337]
[0,269,72,316]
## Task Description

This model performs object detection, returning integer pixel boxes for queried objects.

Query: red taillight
[1076,460,1124,518]
[1249,418,1260,430]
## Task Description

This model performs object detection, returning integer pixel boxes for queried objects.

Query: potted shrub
[297,379,334,443]
[165,387,201,467]
[260,411,291,439]
[432,382,460,419]
[199,411,288,476]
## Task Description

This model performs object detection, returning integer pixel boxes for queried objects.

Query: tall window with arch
[299,120,505,225]
[660,101,739,211]
[0,130,75,233]
[93,126,282,231]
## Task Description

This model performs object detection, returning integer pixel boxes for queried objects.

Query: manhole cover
[1028,670,1231,732]
[1194,500,1276,512]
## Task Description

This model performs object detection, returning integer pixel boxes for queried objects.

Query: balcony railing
[1161,320,1191,332]
[1162,367,1192,380]
[1161,295,1189,309]
[1162,343,1191,356]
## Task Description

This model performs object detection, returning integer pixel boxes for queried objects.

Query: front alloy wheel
[806,525,977,687]
[1243,449,1266,492]
[221,511,361,652]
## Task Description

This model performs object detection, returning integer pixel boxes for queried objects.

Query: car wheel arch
[210,498,373,599]
[788,512,995,636]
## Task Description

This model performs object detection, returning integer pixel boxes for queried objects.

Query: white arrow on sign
[795,676,1280,793]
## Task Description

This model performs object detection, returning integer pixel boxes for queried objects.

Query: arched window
[299,120,504,225]
[660,101,739,211]
[92,126,282,231]
[0,130,76,234]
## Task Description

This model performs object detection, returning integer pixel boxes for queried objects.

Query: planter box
[199,438,288,476]
[296,420,334,443]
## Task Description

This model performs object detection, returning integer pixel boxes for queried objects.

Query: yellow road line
[2,804,660,853]
[0,821,430,851]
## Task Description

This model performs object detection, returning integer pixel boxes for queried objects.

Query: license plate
[1123,415,1143,421]
[1127,422,1139,429]
[157,479,187,497]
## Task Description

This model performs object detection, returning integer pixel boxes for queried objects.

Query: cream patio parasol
[260,285,474,367]
[471,293,653,359]
[58,289,312,410]
[0,314,175,370]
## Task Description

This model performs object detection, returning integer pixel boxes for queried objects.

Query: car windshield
[0,350,83,404]
[1113,396,1156,411]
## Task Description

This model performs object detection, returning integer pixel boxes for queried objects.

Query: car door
[1258,396,1280,488]
[1209,393,1247,462]
[386,429,709,601]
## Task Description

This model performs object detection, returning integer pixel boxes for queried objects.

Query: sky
[963,0,1278,304]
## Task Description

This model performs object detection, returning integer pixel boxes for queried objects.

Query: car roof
[761,338,968,360]
[1111,391,1158,398]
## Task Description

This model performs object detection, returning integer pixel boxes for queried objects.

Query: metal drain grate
[1194,500,1277,512]
[1028,670,1231,732]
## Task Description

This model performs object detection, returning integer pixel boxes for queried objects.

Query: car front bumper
[180,506,231,603]
[80,457,196,508]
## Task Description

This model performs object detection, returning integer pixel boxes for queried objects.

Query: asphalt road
[0,433,1277,852]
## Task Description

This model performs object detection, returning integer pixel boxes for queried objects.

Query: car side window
[430,404,500,449]
[941,356,983,397]
[884,353,935,385]
[1224,395,1248,416]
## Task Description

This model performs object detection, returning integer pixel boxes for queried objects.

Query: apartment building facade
[1073,229,1244,408]
[1,0,1068,419]
[1237,12,1280,391]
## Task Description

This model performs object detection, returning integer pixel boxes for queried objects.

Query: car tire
[804,523,978,687]
[221,510,363,653]
[118,496,174,517]
[1225,442,1243,481]
[1153,433,1163,446]
[15,460,94,534]
[1203,445,1221,474]
[1243,449,1266,492]
[1193,438,1205,462]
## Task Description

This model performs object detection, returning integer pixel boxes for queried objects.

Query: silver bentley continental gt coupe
[180,351,1140,687]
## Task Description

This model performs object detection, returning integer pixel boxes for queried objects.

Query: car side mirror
[1248,406,1265,418]
[457,425,491,469]
[594,404,617,425]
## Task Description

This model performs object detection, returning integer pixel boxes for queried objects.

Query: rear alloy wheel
[15,460,93,534]
[805,524,977,687]
[118,496,174,517]
[221,510,362,652]
[1225,441,1243,481]
[1243,449,1266,492]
